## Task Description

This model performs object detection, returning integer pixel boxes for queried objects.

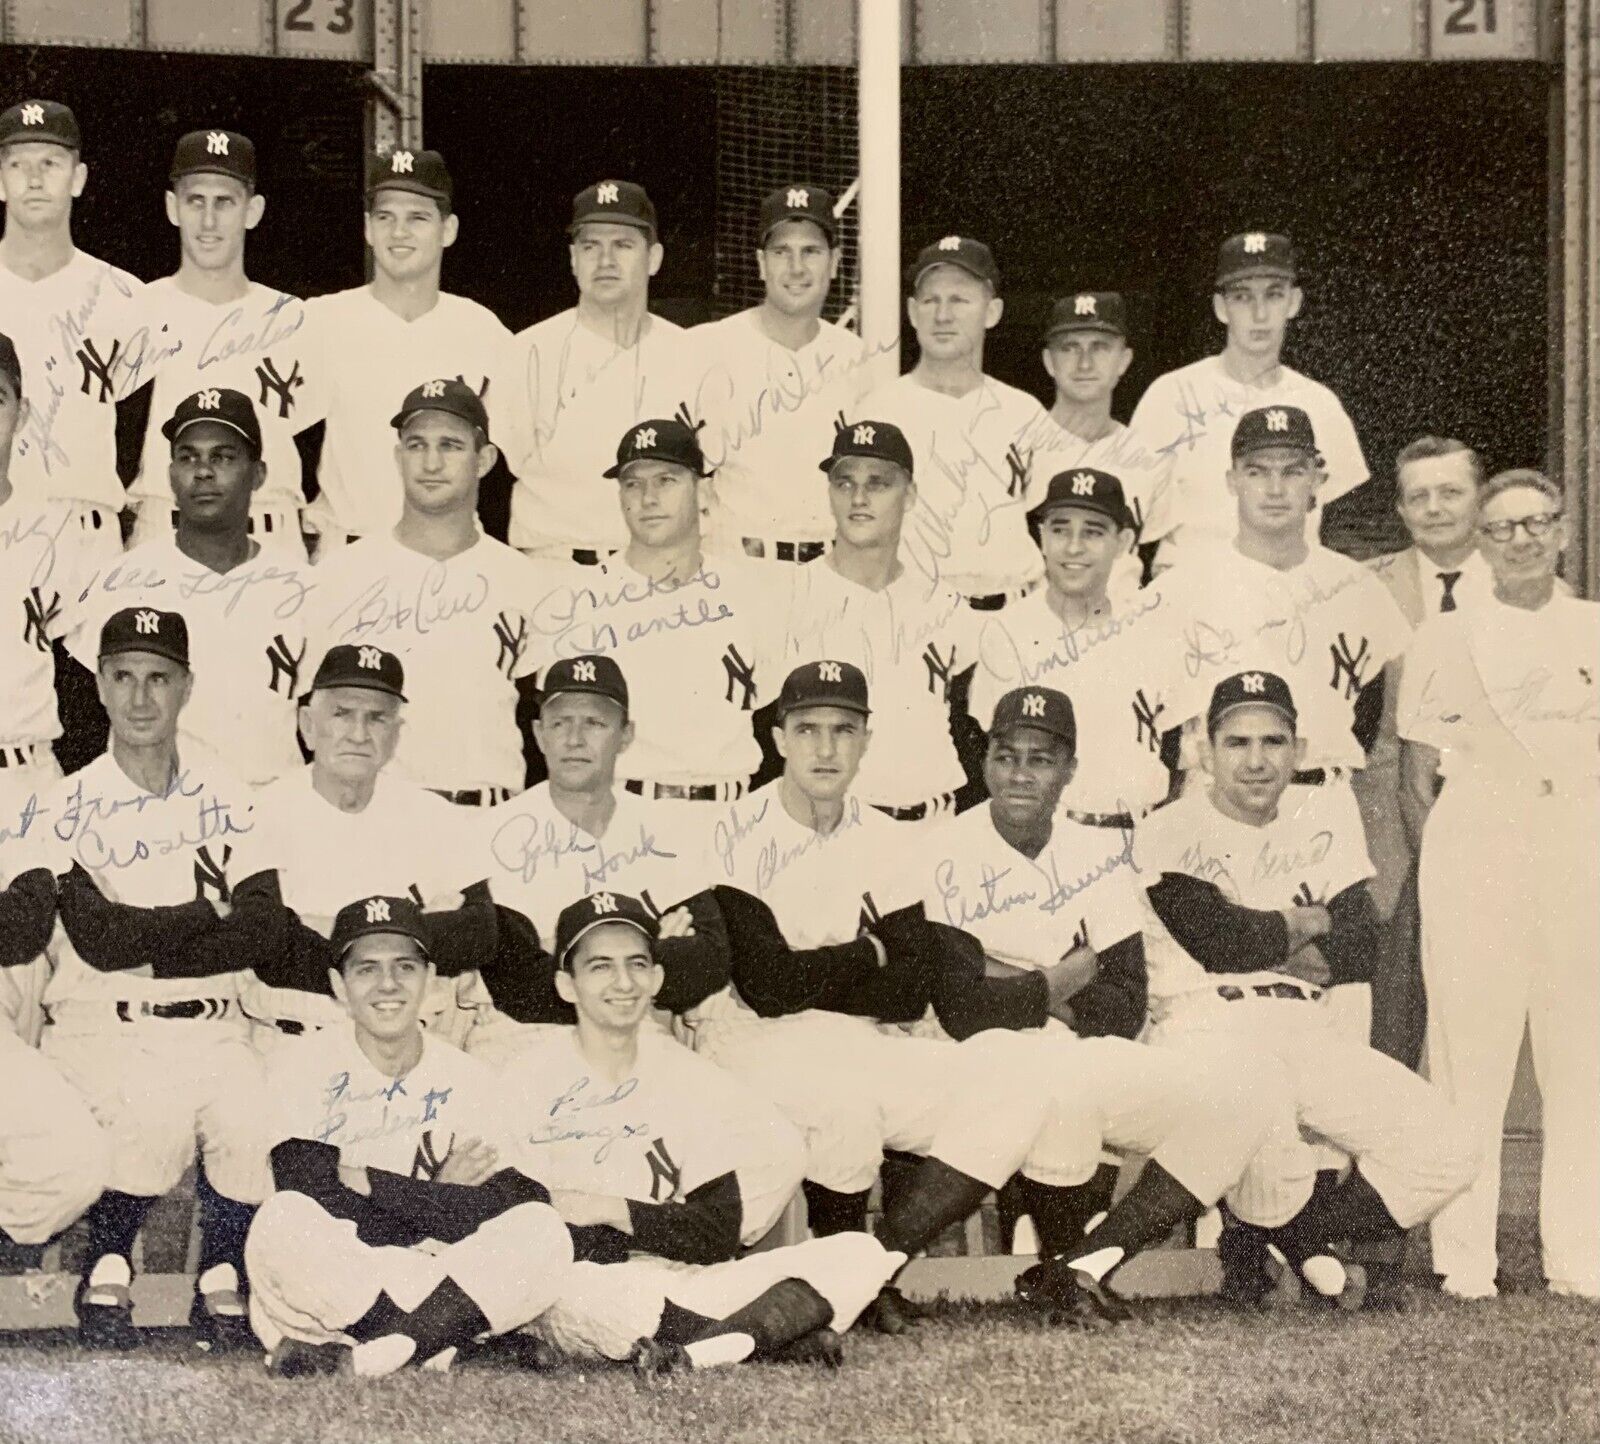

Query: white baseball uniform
[1398,593,1600,1297]
[1126,356,1366,554]
[504,311,696,555]
[122,278,313,552]
[0,1024,107,1244]
[689,309,870,553]
[858,372,1064,602]
[298,286,512,543]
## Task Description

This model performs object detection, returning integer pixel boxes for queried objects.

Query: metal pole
[858,0,902,386]
[1584,0,1599,597]
[1562,0,1598,598]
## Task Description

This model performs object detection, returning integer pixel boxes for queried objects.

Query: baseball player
[1397,469,1599,1300]
[23,606,270,1351]
[780,419,980,819]
[299,379,545,802]
[504,180,698,563]
[246,894,574,1378]
[527,418,781,801]
[299,148,513,549]
[1037,292,1176,598]
[967,468,1184,823]
[0,99,142,557]
[1127,233,1366,559]
[123,130,311,556]
[689,184,870,562]
[1135,670,1477,1311]
[858,236,1066,608]
[504,892,896,1373]
[72,388,311,786]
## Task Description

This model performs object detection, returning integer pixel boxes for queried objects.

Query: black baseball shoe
[190,1287,255,1354]
[769,1327,845,1369]
[266,1338,349,1379]
[629,1336,692,1380]
[1217,1224,1275,1311]
[859,1285,921,1335]
[75,1277,139,1351]
[1014,1258,1126,1327]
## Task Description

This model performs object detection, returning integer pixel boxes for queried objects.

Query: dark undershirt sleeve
[423,880,498,979]
[0,867,59,971]
[55,862,225,977]
[651,889,734,1015]
[365,1164,552,1247]
[1352,672,1386,757]
[927,922,1049,1040]
[476,905,570,1025]
[1065,933,1147,1039]
[1146,873,1291,973]
[1319,881,1380,987]
[715,885,882,1018]
[625,1170,743,1265]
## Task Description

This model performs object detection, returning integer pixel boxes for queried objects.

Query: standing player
[505,181,698,564]
[505,893,896,1372]
[1037,292,1176,597]
[690,184,870,561]
[123,130,311,556]
[72,388,311,786]
[300,379,543,802]
[1128,233,1366,558]
[299,148,512,549]
[859,236,1064,609]
[1398,470,1599,1300]
[0,99,142,557]
[247,894,575,1377]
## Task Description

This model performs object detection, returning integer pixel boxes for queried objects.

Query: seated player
[506,892,898,1372]
[1134,670,1479,1310]
[246,895,574,1377]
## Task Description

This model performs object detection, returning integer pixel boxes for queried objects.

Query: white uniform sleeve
[1313,395,1369,507]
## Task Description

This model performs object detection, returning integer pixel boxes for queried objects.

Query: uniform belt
[871,793,957,823]
[569,547,620,567]
[1062,808,1135,830]
[1291,767,1353,786]
[172,508,290,535]
[90,998,236,1022]
[1216,981,1323,1004]
[741,537,826,563]
[623,778,746,802]
[430,786,515,807]
[271,1018,305,1036]
[963,581,1037,612]
[77,505,111,531]
[0,743,44,769]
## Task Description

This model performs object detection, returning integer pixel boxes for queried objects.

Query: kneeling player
[246,896,574,1377]
[506,894,900,1372]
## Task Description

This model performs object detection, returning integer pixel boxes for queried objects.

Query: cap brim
[992,717,1074,746]
[569,212,655,235]
[98,640,190,670]
[560,915,655,966]
[1215,265,1296,288]
[543,681,628,714]
[1029,496,1132,530]
[171,163,252,184]
[389,404,489,439]
[311,677,408,704]
[368,178,450,202]
[162,415,260,448]
[775,697,871,721]
[1231,441,1322,462]
[761,213,836,245]
[604,453,706,479]
[1044,319,1125,341]
[913,258,994,290]
[1209,699,1297,730]
[1,131,78,151]
[337,925,431,959]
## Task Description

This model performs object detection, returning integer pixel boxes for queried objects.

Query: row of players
[0,597,1489,1371]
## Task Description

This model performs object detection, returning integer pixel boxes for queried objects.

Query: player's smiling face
[617,459,701,550]
[1038,506,1128,601]
[984,726,1074,828]
[1213,277,1302,359]
[303,687,402,785]
[828,456,913,548]
[570,222,661,307]
[1043,332,1132,405]
[396,410,494,516]
[534,691,633,792]
[908,266,1001,365]
[167,173,261,273]
[1228,447,1320,537]
[169,421,262,531]
[1478,484,1567,587]
[97,652,191,751]
[558,923,661,1034]
[758,219,838,318]
[1204,705,1303,824]
[334,934,432,1043]
[1398,452,1481,557]
[0,141,85,229]
[777,705,869,801]
[365,189,457,283]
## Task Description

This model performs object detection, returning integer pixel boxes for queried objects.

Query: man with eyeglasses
[1397,468,1599,1302]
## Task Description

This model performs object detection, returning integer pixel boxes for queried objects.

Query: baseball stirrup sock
[653,1299,720,1347]
[708,1278,834,1356]
[875,1151,924,1227]
[195,1169,257,1275]
[874,1158,990,1259]
[1014,1165,1121,1258]
[359,1277,490,1364]
[1069,1163,1205,1281]
[1295,1166,1406,1247]
[84,1191,156,1268]
[802,1181,871,1237]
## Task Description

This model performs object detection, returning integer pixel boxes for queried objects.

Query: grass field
[0,1217,1593,1444]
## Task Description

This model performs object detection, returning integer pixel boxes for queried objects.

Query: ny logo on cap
[591,893,618,915]
[573,660,597,682]
[134,610,160,635]
[20,104,44,126]
[1242,673,1266,694]
[1022,693,1046,718]
[421,380,447,398]
[197,389,221,410]
[937,236,962,251]
[1074,295,1096,315]
[1266,409,1289,432]
[206,132,229,155]
[786,187,809,208]
[818,662,843,683]
[1071,472,1096,496]
[852,424,875,446]
[596,182,619,205]
[1244,232,1267,254]
[391,151,414,173]
[633,426,657,449]
[364,897,391,923]
[358,646,384,669]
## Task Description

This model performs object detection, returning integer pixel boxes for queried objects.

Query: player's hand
[436,1136,500,1186]
[1042,943,1099,1014]
[548,1188,630,1229]
[337,1163,371,1196]
[1280,943,1333,987]
[657,906,695,941]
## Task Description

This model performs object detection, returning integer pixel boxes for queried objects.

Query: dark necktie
[1437,571,1461,612]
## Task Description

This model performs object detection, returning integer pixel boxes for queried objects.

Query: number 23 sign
[277,0,368,59]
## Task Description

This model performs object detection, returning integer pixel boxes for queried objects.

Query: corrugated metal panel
[6,0,137,48]
[517,0,647,63]
[1182,0,1305,60]
[421,0,515,62]
[791,0,854,63]
[652,0,786,63]
[1056,0,1178,61]
[916,0,1044,63]
[144,0,271,55]
[1313,0,1422,60]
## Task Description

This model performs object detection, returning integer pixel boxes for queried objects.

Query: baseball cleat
[266,1338,349,1379]
[74,1279,139,1352]
[859,1285,920,1336]
[770,1326,844,1369]
[629,1336,692,1379]
[1014,1259,1122,1328]
[189,1288,256,1354]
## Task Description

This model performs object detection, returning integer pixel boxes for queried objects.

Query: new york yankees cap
[99,607,190,669]
[170,129,255,187]
[1216,231,1297,288]
[0,100,80,151]
[390,377,491,442]
[818,418,914,477]
[1207,670,1298,733]
[603,418,708,478]
[1044,291,1127,342]
[367,147,452,205]
[759,183,837,245]
[910,235,1000,292]
[310,644,407,702]
[555,891,659,969]
[331,894,431,960]
[1030,467,1133,531]
[990,686,1075,752]
[161,387,263,454]
[543,654,629,715]
[0,332,21,396]
[775,660,870,721]
[569,180,657,237]
[1231,405,1319,460]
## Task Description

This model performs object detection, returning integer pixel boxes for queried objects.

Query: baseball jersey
[1126,356,1366,552]
[301,534,548,794]
[968,584,1181,818]
[123,277,312,519]
[505,310,696,552]
[70,537,313,785]
[1396,594,1600,791]
[689,309,870,545]
[0,492,90,746]
[779,561,977,808]
[299,286,513,540]
[531,555,780,788]
[858,372,1064,599]
[0,249,144,510]
[1132,783,1373,1012]
[1160,543,1411,772]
